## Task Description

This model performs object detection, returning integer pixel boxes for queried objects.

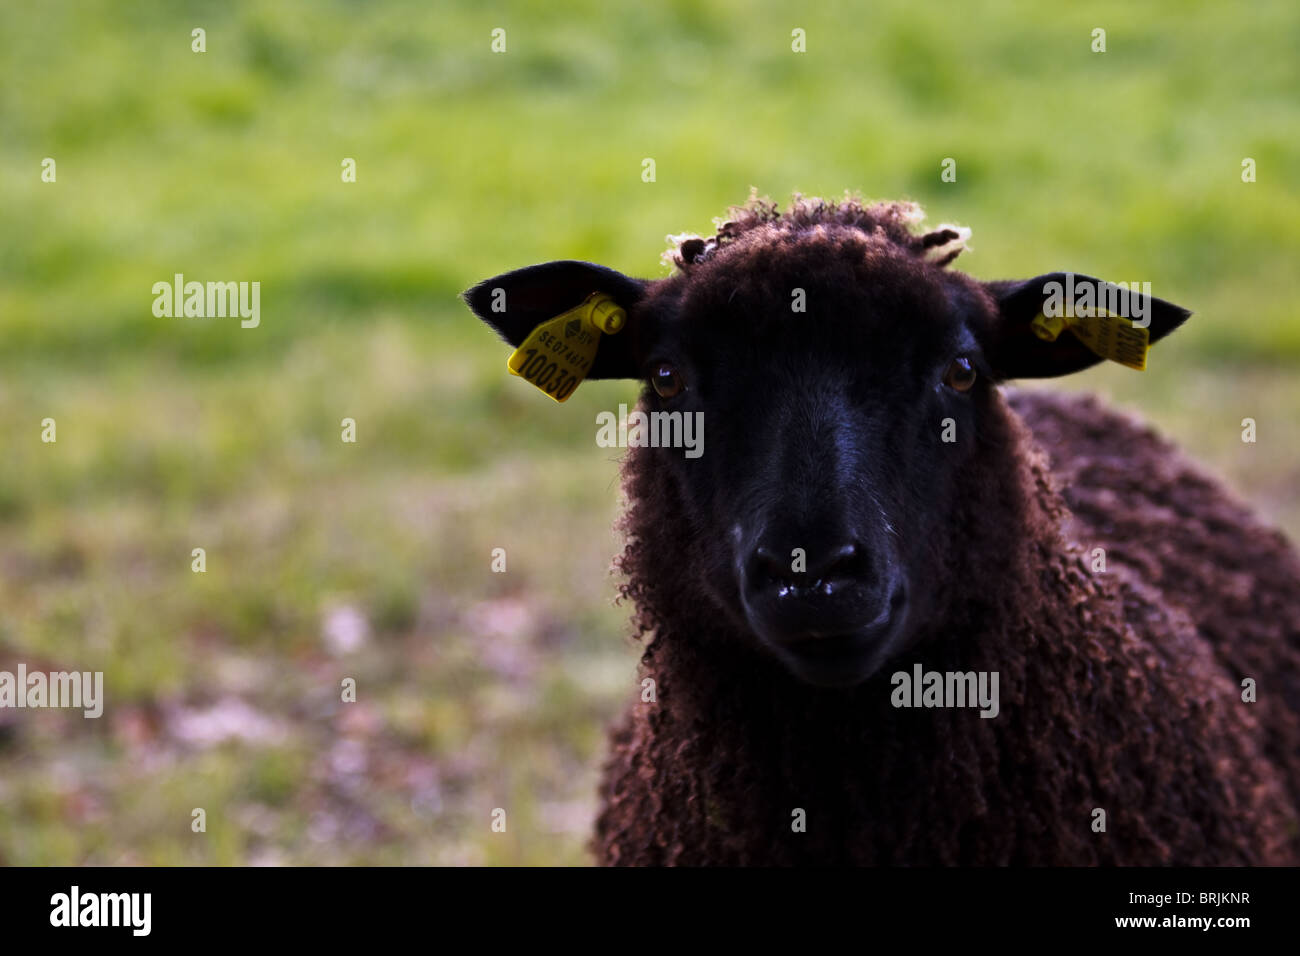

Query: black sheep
[464,195,1300,865]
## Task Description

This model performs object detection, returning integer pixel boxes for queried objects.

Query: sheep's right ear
[462,260,647,379]
[979,273,1192,380]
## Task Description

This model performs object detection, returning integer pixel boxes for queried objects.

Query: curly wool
[591,198,1300,866]
[665,191,971,271]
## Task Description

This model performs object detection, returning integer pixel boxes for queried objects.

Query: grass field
[1,0,1298,864]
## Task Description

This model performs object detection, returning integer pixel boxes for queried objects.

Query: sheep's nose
[747,541,868,597]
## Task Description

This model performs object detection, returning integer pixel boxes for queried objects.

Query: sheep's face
[465,214,1190,688]
[630,232,986,687]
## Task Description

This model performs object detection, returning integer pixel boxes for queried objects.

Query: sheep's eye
[650,363,685,399]
[943,356,977,392]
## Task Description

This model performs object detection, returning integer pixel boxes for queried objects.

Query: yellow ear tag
[506,292,627,402]
[1030,310,1150,371]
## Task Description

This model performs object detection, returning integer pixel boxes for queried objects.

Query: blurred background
[0,0,1297,864]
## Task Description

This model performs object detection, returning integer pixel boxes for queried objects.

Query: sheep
[463,194,1300,865]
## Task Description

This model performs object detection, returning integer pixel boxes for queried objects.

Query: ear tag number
[1031,310,1150,371]
[506,293,627,402]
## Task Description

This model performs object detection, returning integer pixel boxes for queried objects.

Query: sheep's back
[1008,387,1300,824]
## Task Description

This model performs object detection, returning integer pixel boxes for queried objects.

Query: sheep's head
[464,196,1191,687]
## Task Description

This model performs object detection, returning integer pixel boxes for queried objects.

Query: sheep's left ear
[462,260,647,379]
[978,273,1192,380]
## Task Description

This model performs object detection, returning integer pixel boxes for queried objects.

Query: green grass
[0,0,1297,864]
